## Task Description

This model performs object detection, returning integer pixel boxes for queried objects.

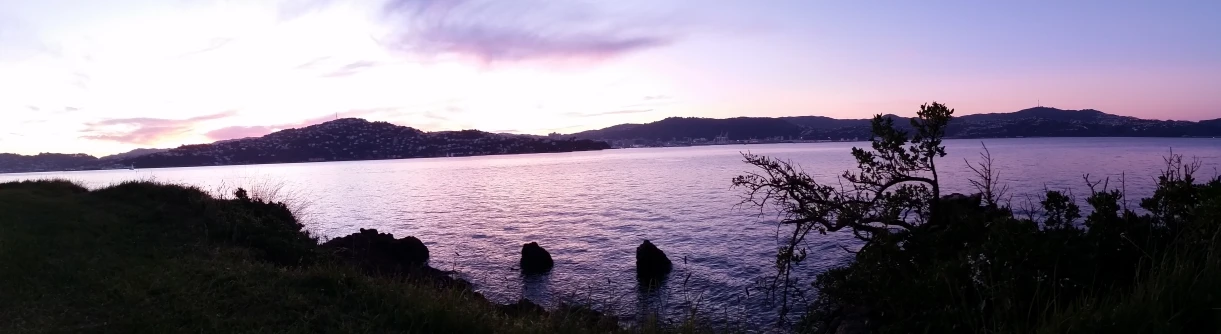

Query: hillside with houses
[0,119,611,173]
[570,107,1221,147]
[122,119,611,168]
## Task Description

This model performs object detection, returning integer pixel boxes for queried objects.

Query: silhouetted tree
[733,102,955,318]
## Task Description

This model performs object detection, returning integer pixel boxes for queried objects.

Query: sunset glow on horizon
[2,0,1218,156]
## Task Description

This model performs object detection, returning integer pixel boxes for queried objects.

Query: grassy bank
[0,180,698,333]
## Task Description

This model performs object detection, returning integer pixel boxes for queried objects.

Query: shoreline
[4,136,1220,175]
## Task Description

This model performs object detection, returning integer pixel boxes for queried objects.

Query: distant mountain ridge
[2,108,1218,173]
[0,148,172,174]
[568,107,1221,144]
[0,118,611,173]
[100,148,171,161]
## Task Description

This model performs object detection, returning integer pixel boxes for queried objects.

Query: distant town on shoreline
[2,106,1219,174]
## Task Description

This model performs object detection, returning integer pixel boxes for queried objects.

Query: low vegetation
[736,102,1221,333]
[0,179,707,333]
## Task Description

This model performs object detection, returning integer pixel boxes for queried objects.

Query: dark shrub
[214,188,318,266]
[0,179,89,196]
[90,183,317,266]
[93,180,211,208]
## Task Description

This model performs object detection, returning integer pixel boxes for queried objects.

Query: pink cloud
[203,125,279,140]
[81,111,238,144]
[380,0,677,63]
[203,108,411,141]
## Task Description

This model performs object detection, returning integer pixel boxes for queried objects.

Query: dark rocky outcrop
[321,228,430,271]
[635,240,673,281]
[519,242,554,274]
[321,229,476,290]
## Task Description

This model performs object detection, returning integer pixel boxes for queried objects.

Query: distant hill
[0,119,610,173]
[780,115,874,129]
[118,119,610,169]
[3,109,1218,173]
[0,148,169,173]
[569,107,1221,144]
[570,117,806,142]
[957,107,1125,122]
[0,153,99,173]
[99,148,171,161]
[947,107,1221,138]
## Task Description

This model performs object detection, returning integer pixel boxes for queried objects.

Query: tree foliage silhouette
[733,102,956,319]
[735,101,1221,333]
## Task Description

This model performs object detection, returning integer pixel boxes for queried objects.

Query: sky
[1,0,1219,156]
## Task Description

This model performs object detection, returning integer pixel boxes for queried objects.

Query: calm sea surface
[5,138,1221,326]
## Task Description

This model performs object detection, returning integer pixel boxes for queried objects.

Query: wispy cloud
[619,94,678,109]
[561,94,673,118]
[293,56,333,70]
[321,60,380,77]
[565,109,654,117]
[378,0,679,63]
[174,37,235,58]
[81,111,238,144]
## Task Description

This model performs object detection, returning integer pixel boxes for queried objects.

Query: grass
[0,179,717,333]
[1019,202,1221,333]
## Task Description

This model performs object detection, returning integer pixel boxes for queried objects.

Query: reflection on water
[4,137,1220,326]
[521,273,552,306]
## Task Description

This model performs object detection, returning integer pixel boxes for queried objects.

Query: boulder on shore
[520,242,554,274]
[319,229,476,290]
[320,228,429,269]
[635,240,673,280]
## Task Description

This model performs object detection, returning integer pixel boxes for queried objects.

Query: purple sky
[1,0,1218,155]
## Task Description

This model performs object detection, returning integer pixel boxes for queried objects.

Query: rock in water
[636,240,673,280]
[520,242,554,274]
